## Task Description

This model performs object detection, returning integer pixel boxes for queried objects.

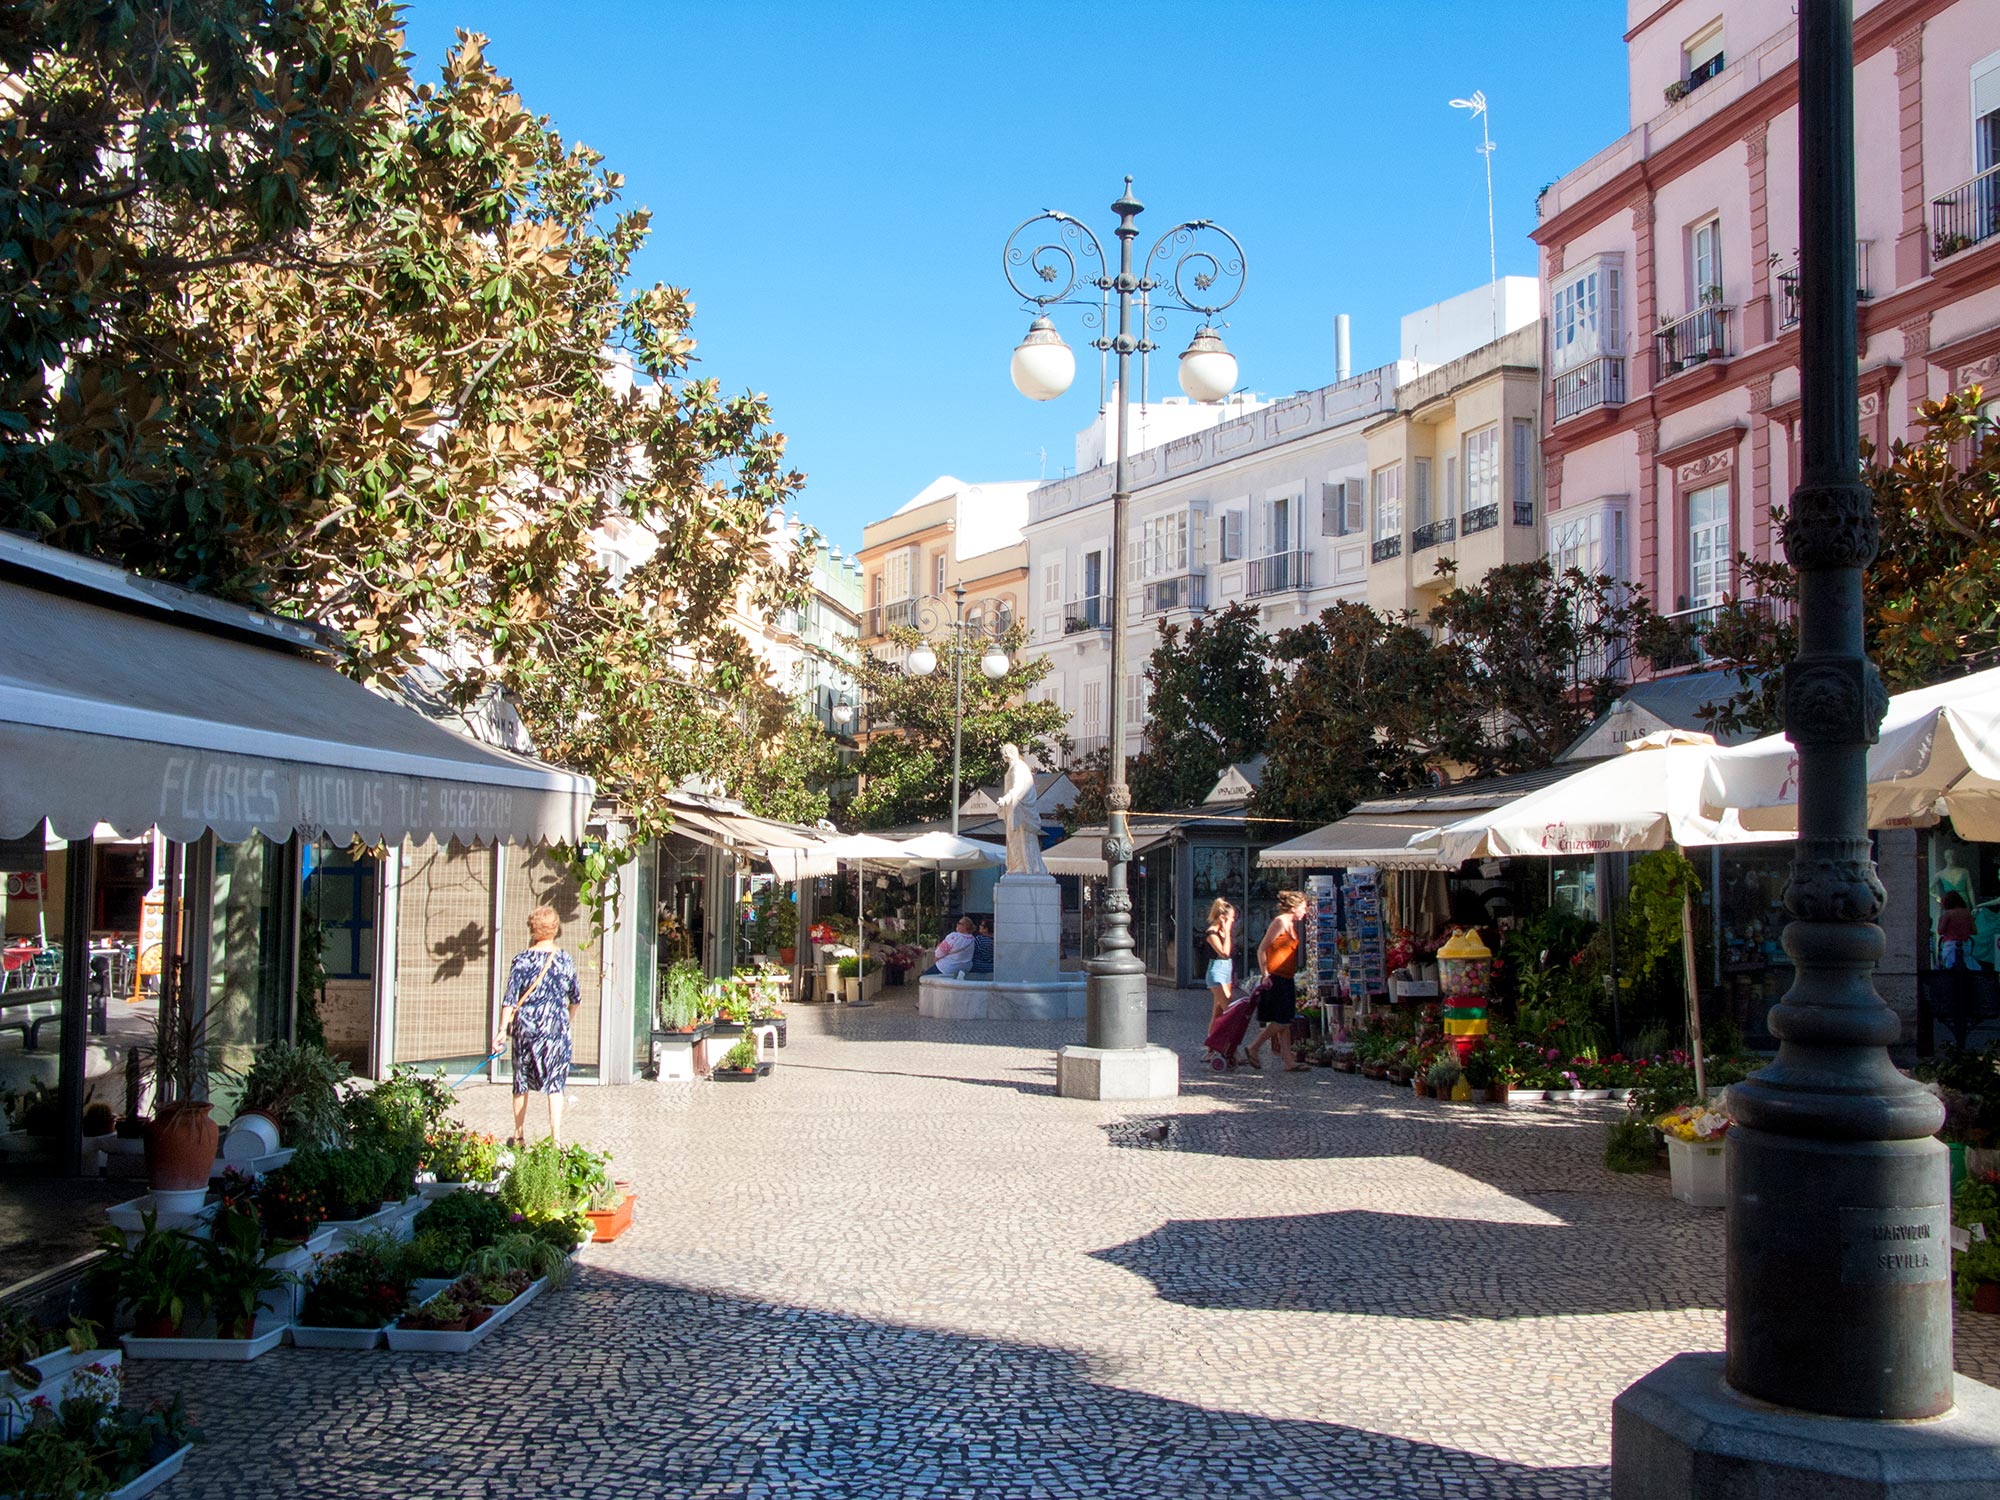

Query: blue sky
[400,2,1630,551]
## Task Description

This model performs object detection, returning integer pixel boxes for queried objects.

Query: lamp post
[1001,179,1244,1075]
[1613,4,2000,1492]
[904,581,1013,835]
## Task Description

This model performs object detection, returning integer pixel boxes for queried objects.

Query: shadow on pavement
[1091,1208,1724,1322]
[138,1265,1611,1500]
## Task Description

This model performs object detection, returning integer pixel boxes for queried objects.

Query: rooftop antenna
[1449,89,1499,342]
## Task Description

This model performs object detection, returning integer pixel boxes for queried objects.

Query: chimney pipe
[1335,314,1351,380]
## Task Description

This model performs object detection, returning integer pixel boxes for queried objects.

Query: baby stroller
[1203,973,1267,1071]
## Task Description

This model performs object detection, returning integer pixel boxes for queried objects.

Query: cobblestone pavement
[132,984,2000,1499]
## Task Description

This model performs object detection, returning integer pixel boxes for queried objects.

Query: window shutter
[1413,459,1433,528]
[1222,511,1243,561]
[1343,481,1362,535]
[1321,482,1340,537]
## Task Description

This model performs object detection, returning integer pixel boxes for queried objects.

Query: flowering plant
[1657,1104,1732,1142]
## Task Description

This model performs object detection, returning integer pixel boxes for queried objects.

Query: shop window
[208,835,297,1098]
[306,845,375,981]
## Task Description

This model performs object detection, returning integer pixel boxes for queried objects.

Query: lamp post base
[1610,1353,2000,1500]
[1055,1044,1179,1101]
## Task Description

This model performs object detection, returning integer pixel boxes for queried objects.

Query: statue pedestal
[995,874,1061,983]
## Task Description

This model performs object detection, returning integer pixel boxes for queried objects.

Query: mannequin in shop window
[1933,846,1977,909]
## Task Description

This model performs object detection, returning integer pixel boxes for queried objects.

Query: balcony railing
[1411,517,1455,553]
[1553,355,1626,422]
[1653,301,1730,381]
[1774,242,1870,332]
[1461,503,1499,536]
[1370,536,1402,564]
[1246,551,1309,596]
[1640,596,1796,673]
[1142,574,1206,614]
[1933,165,2000,262]
[1063,596,1108,633]
[1513,500,1535,527]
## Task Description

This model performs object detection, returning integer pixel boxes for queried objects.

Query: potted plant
[712,1037,763,1082]
[657,960,708,1039]
[422,1127,501,1195]
[396,1291,480,1334]
[201,1204,294,1340]
[0,1374,198,1497]
[771,896,798,965]
[1658,1104,1731,1207]
[1426,1057,1464,1102]
[834,955,862,1003]
[294,1234,411,1349]
[222,1040,350,1160]
[90,1214,209,1340]
[1461,1043,1502,1104]
[138,1002,214,1212]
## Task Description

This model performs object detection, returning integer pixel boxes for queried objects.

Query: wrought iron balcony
[1246,551,1309,596]
[1932,165,2000,262]
[1063,596,1108,633]
[1370,536,1402,564]
[1141,574,1206,614]
[1653,302,1730,381]
[1774,242,1869,333]
[1063,735,1109,767]
[883,598,918,629]
[1410,517,1456,553]
[1553,355,1626,422]
[1461,504,1499,536]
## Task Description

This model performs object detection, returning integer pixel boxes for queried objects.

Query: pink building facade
[1535,0,2000,630]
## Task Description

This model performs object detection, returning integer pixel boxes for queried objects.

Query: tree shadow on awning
[1091,1207,1723,1322]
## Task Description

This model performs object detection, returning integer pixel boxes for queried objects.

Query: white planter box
[105,1194,215,1244]
[290,1323,386,1350]
[323,1203,403,1250]
[385,1277,544,1354]
[0,1348,123,1440]
[107,1443,194,1500]
[1548,1088,1586,1104]
[122,1315,288,1362]
[1667,1135,1728,1207]
[263,1227,336,1320]
[861,966,885,1000]
[1574,1088,1612,1101]
[1504,1089,1548,1107]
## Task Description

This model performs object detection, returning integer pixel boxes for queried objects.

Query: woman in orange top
[1247,889,1310,1071]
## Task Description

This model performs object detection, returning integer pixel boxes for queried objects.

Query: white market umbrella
[1409,733,1789,1101]
[816,832,916,989]
[892,831,1006,871]
[1699,665,2000,837]
[1406,735,1792,868]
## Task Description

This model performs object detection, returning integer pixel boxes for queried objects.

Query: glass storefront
[206,835,297,1117]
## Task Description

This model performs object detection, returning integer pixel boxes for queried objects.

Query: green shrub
[413,1189,511,1252]
[1604,1116,1660,1173]
[397,1228,473,1280]
[721,1037,758,1071]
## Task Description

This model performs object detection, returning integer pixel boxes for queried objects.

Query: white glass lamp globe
[1010,317,1075,402]
[980,646,1010,680]
[1178,326,1238,403]
[907,643,938,678]
[831,703,853,727]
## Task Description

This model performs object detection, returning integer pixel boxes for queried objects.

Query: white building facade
[1021,282,1540,768]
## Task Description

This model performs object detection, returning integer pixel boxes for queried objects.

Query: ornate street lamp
[904,581,1014,835]
[1002,178,1245,1091]
[1614,3,2000,1490]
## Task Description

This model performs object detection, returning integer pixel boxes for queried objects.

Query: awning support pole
[57,835,96,1178]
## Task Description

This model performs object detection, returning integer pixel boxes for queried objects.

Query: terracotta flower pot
[586,1184,636,1243]
[1974,1282,2000,1316]
[778,947,797,965]
[148,1101,218,1195]
[134,1313,182,1340]
[1485,1085,1510,1104]
[1412,1079,1430,1098]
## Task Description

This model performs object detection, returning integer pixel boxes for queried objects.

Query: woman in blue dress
[492,905,583,1147]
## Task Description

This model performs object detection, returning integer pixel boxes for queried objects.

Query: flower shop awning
[890,831,1005,871]
[1699,664,2000,838]
[1039,829,1172,878]
[0,541,591,848]
[1408,737,1791,866]
[665,796,839,880]
[1257,761,1618,872]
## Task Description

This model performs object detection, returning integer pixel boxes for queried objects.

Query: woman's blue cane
[449,1048,504,1090]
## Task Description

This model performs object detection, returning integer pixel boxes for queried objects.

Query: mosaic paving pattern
[128,986,2000,1498]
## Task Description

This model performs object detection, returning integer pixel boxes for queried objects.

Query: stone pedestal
[1612,1353,2000,1499]
[995,874,1062,983]
[918,974,1086,1020]
[1056,1044,1179,1101]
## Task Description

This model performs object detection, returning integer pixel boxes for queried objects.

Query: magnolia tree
[1685,390,2000,736]
[1,5,818,891]
[847,625,1066,830]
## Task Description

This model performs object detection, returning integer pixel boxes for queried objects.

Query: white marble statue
[996,743,1047,878]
